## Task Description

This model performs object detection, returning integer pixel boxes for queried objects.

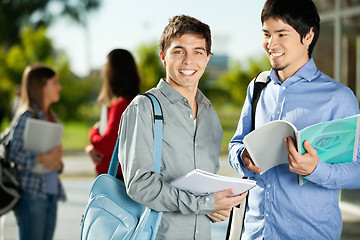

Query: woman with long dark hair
[85,49,140,179]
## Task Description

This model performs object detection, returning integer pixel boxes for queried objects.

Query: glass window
[315,0,335,12]
[313,22,335,78]
[341,189,360,206]
[341,15,360,94]
[342,0,360,8]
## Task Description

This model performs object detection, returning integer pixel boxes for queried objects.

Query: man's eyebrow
[194,47,206,51]
[262,29,290,33]
[173,46,185,49]
[173,46,206,51]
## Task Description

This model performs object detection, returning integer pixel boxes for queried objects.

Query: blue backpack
[80,93,163,240]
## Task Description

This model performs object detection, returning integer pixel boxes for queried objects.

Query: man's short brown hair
[159,15,212,56]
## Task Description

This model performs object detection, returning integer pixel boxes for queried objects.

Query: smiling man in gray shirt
[118,15,247,239]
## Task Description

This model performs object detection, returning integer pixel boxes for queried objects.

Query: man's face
[262,17,313,81]
[160,34,210,93]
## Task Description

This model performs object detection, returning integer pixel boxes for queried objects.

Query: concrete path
[1,153,359,239]
[1,153,231,240]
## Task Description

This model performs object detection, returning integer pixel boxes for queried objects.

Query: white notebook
[23,118,64,153]
[23,118,64,174]
[99,104,108,135]
[170,169,256,197]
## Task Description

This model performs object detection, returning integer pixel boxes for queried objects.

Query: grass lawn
[1,105,242,155]
[62,121,92,153]
[213,104,242,155]
[60,105,242,154]
[0,120,91,153]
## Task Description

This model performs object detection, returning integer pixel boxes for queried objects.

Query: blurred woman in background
[8,64,65,240]
[85,49,140,180]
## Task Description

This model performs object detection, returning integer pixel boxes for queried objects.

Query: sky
[47,0,267,77]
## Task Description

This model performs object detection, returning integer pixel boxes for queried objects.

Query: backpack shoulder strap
[140,93,163,173]
[108,93,163,176]
[251,71,270,130]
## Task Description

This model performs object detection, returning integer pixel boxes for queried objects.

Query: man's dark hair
[159,15,212,56]
[261,0,320,57]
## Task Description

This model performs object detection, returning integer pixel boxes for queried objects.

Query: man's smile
[179,69,196,76]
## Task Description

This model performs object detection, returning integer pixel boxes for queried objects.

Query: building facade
[313,0,360,208]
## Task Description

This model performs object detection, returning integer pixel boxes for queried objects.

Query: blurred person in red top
[85,49,140,180]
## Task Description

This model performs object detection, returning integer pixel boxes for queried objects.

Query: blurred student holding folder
[8,64,66,240]
[229,0,360,239]
[84,49,140,180]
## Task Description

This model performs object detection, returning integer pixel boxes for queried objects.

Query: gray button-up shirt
[118,79,223,239]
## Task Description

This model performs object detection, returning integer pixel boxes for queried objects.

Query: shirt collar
[269,58,320,84]
[31,103,46,119]
[156,79,211,108]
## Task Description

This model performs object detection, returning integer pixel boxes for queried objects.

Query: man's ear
[159,51,166,67]
[304,27,315,46]
[206,53,211,65]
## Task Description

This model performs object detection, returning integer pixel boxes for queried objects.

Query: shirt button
[282,86,286,90]
[196,229,199,234]
[277,111,280,115]
[205,197,210,201]
[189,114,193,119]
[267,184,271,188]
[266,213,269,217]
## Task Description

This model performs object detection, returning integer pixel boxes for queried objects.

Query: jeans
[13,192,58,240]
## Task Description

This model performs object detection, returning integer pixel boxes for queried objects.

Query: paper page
[243,120,297,174]
[23,118,64,154]
[169,169,256,196]
[99,104,107,135]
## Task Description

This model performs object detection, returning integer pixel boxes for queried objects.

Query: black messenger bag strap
[251,71,270,130]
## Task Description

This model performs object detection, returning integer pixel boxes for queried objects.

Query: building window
[316,0,336,12]
[313,22,335,77]
[341,14,360,94]
[342,0,360,8]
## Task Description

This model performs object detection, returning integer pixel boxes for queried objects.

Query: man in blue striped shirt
[229,0,360,239]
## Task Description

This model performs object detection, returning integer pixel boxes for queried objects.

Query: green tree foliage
[216,54,271,106]
[197,71,211,95]
[0,0,101,47]
[52,56,100,121]
[0,25,98,121]
[136,42,165,92]
[0,26,55,119]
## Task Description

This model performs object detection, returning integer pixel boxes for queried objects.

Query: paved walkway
[1,153,360,239]
[1,153,231,240]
